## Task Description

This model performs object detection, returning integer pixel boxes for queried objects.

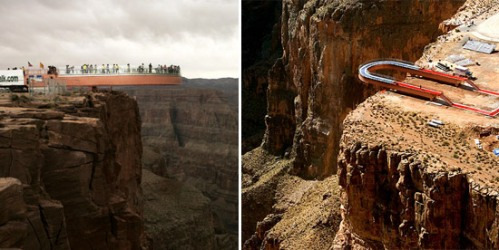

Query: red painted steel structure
[25,68,182,89]
[58,74,182,87]
[358,60,499,117]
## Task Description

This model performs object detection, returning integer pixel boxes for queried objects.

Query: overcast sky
[0,0,239,78]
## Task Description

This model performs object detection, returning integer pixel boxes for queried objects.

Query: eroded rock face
[0,177,28,248]
[242,0,282,153]
[141,169,216,250]
[263,0,465,179]
[0,92,145,249]
[332,0,499,246]
[336,142,499,249]
[123,82,238,249]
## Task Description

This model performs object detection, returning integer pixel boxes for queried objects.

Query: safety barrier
[358,59,499,117]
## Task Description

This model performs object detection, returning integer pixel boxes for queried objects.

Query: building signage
[0,70,24,86]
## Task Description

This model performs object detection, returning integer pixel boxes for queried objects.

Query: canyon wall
[335,94,499,249]
[263,0,465,179]
[122,80,238,249]
[333,0,499,247]
[336,141,499,249]
[0,92,146,249]
[243,0,469,247]
[243,0,465,244]
[242,0,282,153]
[141,169,217,250]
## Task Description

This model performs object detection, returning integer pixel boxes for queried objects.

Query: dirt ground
[351,5,499,188]
[242,148,342,249]
[346,92,498,189]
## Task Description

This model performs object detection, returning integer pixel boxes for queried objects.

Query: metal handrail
[59,65,181,76]
[25,65,181,76]
[359,59,421,85]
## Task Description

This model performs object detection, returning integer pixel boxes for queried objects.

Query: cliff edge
[0,91,146,249]
[336,1,499,248]
[242,0,499,248]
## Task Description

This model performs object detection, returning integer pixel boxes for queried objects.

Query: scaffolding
[29,78,68,96]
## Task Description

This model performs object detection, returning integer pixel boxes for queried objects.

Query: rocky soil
[242,148,342,249]
[122,79,238,249]
[336,97,499,248]
[334,1,499,247]
[0,91,146,249]
[242,0,499,249]
[263,0,465,179]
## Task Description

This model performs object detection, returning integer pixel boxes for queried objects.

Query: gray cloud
[0,0,239,78]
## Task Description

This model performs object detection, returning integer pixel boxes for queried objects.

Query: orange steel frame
[358,60,499,117]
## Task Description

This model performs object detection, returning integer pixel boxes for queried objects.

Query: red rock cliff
[123,81,238,249]
[243,0,474,247]
[0,91,146,249]
[336,95,499,249]
[262,0,465,178]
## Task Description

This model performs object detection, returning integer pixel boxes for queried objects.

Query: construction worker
[149,63,152,73]
[116,64,120,74]
[94,64,97,74]
[89,64,93,74]
[106,64,110,74]
[127,63,130,73]
[102,64,105,74]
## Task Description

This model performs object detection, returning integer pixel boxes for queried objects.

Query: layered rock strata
[243,0,466,246]
[263,0,465,178]
[242,0,282,153]
[141,169,216,250]
[334,0,499,246]
[0,92,145,249]
[122,82,238,249]
[336,95,499,248]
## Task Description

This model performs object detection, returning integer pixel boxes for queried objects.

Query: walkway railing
[58,65,181,76]
[22,65,181,77]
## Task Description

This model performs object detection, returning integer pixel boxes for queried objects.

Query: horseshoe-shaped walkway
[358,60,499,117]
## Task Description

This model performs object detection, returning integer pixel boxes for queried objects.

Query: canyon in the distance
[0,77,238,250]
[243,0,499,249]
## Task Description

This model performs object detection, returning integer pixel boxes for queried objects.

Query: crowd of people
[65,63,181,75]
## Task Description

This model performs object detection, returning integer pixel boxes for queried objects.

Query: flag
[28,61,33,67]
[40,62,44,69]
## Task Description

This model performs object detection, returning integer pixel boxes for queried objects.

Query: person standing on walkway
[149,63,152,73]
